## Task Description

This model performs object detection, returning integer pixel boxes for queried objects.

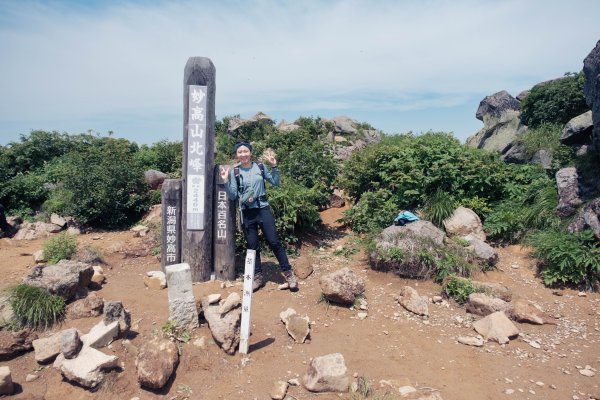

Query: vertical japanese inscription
[165,205,179,263]
[215,189,228,243]
[186,85,207,230]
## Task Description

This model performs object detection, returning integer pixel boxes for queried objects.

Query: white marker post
[239,249,256,354]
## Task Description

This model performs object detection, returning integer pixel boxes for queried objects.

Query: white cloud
[0,0,599,143]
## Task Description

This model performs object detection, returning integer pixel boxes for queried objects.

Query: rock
[472,311,519,344]
[141,204,162,227]
[53,345,119,389]
[462,235,499,266]
[319,267,365,305]
[303,353,349,393]
[13,221,63,240]
[144,271,167,290]
[501,143,529,164]
[381,221,446,247]
[33,249,46,263]
[144,170,167,189]
[583,40,600,153]
[293,256,314,279]
[280,308,310,343]
[50,213,67,228]
[81,320,119,349]
[531,149,553,170]
[65,293,104,319]
[136,337,179,389]
[398,286,429,316]
[202,296,241,355]
[471,281,512,302]
[466,293,509,316]
[228,112,274,133]
[579,368,596,377]
[103,301,131,335]
[219,292,241,315]
[443,207,485,241]
[0,366,13,396]
[0,294,15,325]
[91,265,105,285]
[130,225,149,237]
[466,91,527,154]
[61,328,83,359]
[458,336,484,347]
[329,189,346,208]
[66,226,81,235]
[271,380,289,399]
[193,336,207,349]
[276,119,300,132]
[507,299,554,325]
[23,260,94,301]
[25,374,38,382]
[555,167,583,218]
[0,330,37,359]
[32,332,63,363]
[568,197,600,240]
[207,294,221,305]
[561,111,593,145]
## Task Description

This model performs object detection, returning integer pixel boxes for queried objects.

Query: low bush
[443,276,476,304]
[8,284,65,329]
[339,189,397,233]
[526,229,600,288]
[423,189,457,227]
[43,232,77,264]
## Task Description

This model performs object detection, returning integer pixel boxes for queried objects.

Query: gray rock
[303,353,349,393]
[329,190,346,208]
[228,112,274,133]
[136,337,179,389]
[507,299,554,325]
[458,336,484,347]
[0,330,37,359]
[65,293,104,319]
[53,345,119,388]
[23,260,94,301]
[165,263,199,330]
[583,40,600,153]
[0,366,13,396]
[443,207,485,241]
[280,308,310,344]
[202,296,241,355]
[103,301,131,335]
[319,267,365,305]
[462,235,499,266]
[144,271,167,290]
[568,197,600,240]
[33,249,46,263]
[561,111,593,145]
[398,286,429,316]
[32,332,62,363]
[219,292,241,315]
[328,116,358,134]
[276,119,300,132]
[472,311,519,344]
[475,90,520,121]
[81,320,119,349]
[50,213,67,228]
[61,328,83,359]
[466,293,509,316]
[471,281,512,302]
[501,143,529,164]
[381,221,446,246]
[531,149,554,170]
[556,167,583,218]
[271,380,289,400]
[0,294,15,326]
[144,169,167,189]
[13,221,63,240]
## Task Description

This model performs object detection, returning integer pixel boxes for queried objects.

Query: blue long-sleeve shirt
[225,162,280,209]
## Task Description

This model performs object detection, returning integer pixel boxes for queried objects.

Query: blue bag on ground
[394,210,420,226]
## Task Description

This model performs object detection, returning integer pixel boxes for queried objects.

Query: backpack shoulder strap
[234,164,242,193]
[257,162,266,180]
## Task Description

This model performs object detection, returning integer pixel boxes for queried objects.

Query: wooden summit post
[182,57,216,282]
[213,165,236,281]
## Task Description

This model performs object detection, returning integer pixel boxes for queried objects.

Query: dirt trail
[0,207,598,400]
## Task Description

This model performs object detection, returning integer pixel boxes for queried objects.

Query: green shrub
[135,140,183,177]
[423,189,457,227]
[513,122,575,173]
[8,284,65,329]
[340,189,398,233]
[443,276,476,304]
[43,232,78,264]
[520,72,589,128]
[526,229,600,288]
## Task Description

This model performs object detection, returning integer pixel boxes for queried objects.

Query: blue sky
[1,0,599,146]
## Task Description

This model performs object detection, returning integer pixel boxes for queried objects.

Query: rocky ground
[0,206,599,400]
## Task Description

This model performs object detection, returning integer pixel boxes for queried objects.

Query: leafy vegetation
[43,232,78,264]
[520,72,589,128]
[443,276,477,304]
[8,284,65,329]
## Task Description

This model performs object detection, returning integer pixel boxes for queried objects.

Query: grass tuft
[8,284,65,330]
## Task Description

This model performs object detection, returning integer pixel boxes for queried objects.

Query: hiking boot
[282,270,298,291]
[252,272,265,292]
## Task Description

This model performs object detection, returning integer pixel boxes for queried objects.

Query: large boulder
[466,293,509,316]
[303,353,349,393]
[472,311,519,344]
[276,119,300,132]
[568,197,600,239]
[144,170,167,189]
[325,116,358,135]
[53,345,119,389]
[561,111,593,145]
[501,142,529,164]
[443,207,485,241]
[462,235,499,266]
[13,221,63,240]
[555,167,583,218]
[583,40,600,153]
[319,267,365,305]
[23,260,94,301]
[227,112,274,134]
[466,91,527,154]
[380,221,445,247]
[507,299,554,325]
[136,338,179,389]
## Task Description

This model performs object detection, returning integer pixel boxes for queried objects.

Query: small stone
[357,312,368,320]
[535,381,544,386]
[510,264,519,269]
[550,385,557,390]
[528,340,541,349]
[579,368,596,377]
[432,296,443,303]
[399,386,417,396]
[25,374,39,382]
[288,378,300,386]
[577,291,586,297]
[458,336,484,347]
[528,390,535,394]
[270,380,288,400]
[504,388,514,394]
[207,294,221,304]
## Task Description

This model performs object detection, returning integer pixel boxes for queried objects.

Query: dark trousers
[0,204,9,232]
[242,206,291,274]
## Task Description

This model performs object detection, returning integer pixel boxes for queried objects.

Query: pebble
[288,378,300,386]
[504,389,514,394]
[357,312,368,320]
[579,368,596,377]
[510,264,519,269]
[535,381,544,387]
[528,341,541,349]
[25,374,39,382]
[207,294,221,304]
[577,291,586,297]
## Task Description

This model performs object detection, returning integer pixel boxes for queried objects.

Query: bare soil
[0,206,599,400]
